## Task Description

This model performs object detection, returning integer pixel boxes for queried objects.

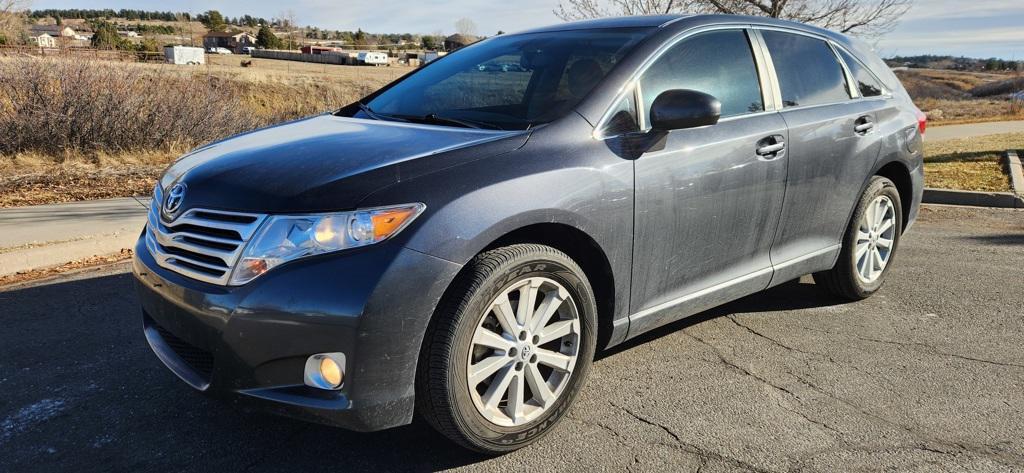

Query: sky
[33,0,1024,59]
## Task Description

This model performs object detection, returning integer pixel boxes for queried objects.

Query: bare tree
[454,17,478,37]
[174,12,194,47]
[556,0,697,19]
[278,9,299,49]
[0,0,30,44]
[554,0,912,38]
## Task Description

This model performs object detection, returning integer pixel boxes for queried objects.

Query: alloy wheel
[466,277,580,427]
[855,195,897,283]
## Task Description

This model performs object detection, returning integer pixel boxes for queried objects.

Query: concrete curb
[1005,150,1024,197]
[0,197,149,277]
[922,188,1024,209]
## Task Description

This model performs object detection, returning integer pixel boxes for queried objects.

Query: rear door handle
[756,135,786,159]
[855,117,875,134]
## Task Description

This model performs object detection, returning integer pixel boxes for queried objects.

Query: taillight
[915,108,927,135]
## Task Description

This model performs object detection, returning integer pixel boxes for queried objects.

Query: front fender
[356,115,635,342]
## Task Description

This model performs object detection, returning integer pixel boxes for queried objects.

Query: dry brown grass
[915,98,1024,125]
[0,56,403,157]
[896,69,1024,125]
[0,57,252,156]
[0,56,408,207]
[0,150,177,207]
[923,133,1020,191]
[2,55,411,206]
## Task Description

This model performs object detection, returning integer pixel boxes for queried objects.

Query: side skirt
[619,245,841,343]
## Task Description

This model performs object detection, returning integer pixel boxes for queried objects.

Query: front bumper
[133,236,461,431]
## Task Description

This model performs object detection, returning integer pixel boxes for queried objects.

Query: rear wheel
[417,244,597,453]
[814,176,903,300]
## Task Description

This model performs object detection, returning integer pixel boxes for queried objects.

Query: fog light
[304,353,346,390]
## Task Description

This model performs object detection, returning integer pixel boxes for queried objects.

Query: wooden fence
[0,45,164,63]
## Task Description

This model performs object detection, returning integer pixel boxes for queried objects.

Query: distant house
[28,24,79,47]
[444,34,478,51]
[28,33,58,48]
[118,30,139,38]
[203,31,258,54]
[30,24,77,39]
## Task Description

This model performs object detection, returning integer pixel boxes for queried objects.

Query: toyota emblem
[164,183,187,215]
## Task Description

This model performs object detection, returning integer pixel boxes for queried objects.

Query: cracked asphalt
[1,204,1022,472]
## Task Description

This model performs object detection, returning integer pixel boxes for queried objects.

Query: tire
[417,244,597,453]
[814,176,903,300]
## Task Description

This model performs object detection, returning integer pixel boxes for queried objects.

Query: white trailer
[358,51,389,66]
[164,46,205,65]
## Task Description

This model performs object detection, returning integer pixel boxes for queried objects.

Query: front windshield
[358,28,652,130]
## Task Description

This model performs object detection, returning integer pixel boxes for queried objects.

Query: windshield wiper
[357,102,409,123]
[397,113,504,131]
[422,114,496,130]
[361,105,504,130]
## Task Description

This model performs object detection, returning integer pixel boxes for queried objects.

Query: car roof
[516,15,694,33]
[515,14,846,43]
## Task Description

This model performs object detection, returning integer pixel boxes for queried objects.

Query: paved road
[1,205,1022,472]
[924,120,1024,142]
[0,198,148,276]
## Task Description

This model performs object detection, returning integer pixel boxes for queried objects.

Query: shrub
[0,57,251,157]
[970,77,1024,97]
[1010,97,1024,117]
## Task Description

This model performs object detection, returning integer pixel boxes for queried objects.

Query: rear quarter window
[762,30,850,107]
[836,48,886,97]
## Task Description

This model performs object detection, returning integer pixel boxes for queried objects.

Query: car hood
[159,114,527,214]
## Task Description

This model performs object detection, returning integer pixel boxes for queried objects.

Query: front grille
[153,322,215,379]
[146,188,265,285]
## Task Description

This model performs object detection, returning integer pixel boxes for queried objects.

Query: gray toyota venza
[134,14,925,452]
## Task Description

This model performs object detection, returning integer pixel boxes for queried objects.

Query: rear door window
[836,48,886,97]
[638,29,764,122]
[761,30,850,107]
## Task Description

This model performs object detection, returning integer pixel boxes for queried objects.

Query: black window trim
[594,23,895,139]
[829,42,893,100]
[594,24,778,140]
[752,25,893,111]
[753,26,854,111]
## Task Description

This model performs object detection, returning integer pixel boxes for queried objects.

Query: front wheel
[417,244,597,453]
[814,175,903,300]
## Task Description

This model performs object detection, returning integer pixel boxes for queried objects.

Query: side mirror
[649,89,721,131]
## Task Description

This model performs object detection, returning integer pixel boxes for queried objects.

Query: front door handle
[855,117,875,134]
[756,135,786,159]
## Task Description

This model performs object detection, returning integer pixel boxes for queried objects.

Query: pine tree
[200,10,225,31]
[256,24,281,49]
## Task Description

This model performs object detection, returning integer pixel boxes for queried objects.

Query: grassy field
[897,69,1024,125]
[923,133,1019,192]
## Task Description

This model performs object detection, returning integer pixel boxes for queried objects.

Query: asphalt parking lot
[1,204,1022,472]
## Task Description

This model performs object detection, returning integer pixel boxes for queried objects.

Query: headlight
[228,203,425,285]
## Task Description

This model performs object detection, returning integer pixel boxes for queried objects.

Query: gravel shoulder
[1,204,1022,472]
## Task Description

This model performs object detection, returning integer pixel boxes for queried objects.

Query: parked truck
[164,46,205,65]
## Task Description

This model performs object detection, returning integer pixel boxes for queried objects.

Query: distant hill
[887,55,1022,72]
[27,8,432,48]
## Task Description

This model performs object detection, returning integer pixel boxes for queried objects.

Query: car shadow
[962,233,1024,246]
[0,272,847,472]
[597,278,847,361]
